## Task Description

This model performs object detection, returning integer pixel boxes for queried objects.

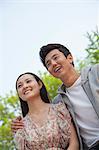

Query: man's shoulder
[81,64,99,80]
[90,63,99,72]
[89,64,99,79]
[52,94,62,104]
[81,64,99,72]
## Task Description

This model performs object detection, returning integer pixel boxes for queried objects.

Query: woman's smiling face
[16,74,41,101]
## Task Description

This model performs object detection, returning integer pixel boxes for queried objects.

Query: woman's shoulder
[51,102,71,123]
[52,102,69,115]
[52,102,66,109]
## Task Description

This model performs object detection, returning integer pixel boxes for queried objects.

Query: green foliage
[0,92,20,149]
[77,27,99,69]
[40,72,62,101]
[86,27,99,64]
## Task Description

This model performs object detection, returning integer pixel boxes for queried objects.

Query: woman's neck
[27,97,48,115]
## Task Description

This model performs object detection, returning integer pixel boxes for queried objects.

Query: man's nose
[51,59,57,66]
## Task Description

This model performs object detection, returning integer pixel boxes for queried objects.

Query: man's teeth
[54,67,61,72]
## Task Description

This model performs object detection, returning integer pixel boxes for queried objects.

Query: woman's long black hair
[16,72,50,117]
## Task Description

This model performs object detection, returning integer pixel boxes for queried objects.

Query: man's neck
[61,71,80,88]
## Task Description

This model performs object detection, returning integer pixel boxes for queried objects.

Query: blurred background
[0,0,99,149]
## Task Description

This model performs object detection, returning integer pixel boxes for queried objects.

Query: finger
[11,120,24,134]
[11,125,24,131]
[12,116,22,122]
[11,118,24,125]
[12,120,24,124]
[11,124,24,133]
[16,116,22,121]
[11,121,24,130]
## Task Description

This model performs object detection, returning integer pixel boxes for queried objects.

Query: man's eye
[45,62,50,68]
[46,62,51,68]
[54,56,58,60]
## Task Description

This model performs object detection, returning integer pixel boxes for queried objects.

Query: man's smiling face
[45,49,73,79]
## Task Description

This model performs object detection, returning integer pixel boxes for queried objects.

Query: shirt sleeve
[55,102,71,124]
[14,128,26,150]
[53,102,72,144]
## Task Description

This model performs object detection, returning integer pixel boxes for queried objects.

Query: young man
[39,43,99,150]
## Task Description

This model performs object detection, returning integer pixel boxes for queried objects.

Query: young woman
[14,72,79,150]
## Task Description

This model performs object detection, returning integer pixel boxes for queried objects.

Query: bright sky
[0,0,99,96]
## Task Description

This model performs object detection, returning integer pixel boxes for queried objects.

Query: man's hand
[11,116,24,134]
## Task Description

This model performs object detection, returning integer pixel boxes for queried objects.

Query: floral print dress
[14,102,71,150]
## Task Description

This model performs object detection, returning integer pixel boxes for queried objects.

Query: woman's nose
[23,83,28,89]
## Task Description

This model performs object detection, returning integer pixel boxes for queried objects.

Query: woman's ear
[38,81,42,89]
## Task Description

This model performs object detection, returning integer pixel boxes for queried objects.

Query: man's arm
[11,116,24,134]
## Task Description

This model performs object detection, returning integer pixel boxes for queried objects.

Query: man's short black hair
[39,43,73,67]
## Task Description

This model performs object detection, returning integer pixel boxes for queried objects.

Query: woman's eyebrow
[17,81,22,85]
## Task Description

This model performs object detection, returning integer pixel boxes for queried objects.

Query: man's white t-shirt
[66,76,99,147]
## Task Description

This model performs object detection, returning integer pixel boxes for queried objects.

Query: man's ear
[67,54,73,64]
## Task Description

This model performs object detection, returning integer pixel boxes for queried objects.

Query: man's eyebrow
[52,54,58,58]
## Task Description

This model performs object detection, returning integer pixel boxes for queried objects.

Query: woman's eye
[26,80,31,83]
[17,84,22,88]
